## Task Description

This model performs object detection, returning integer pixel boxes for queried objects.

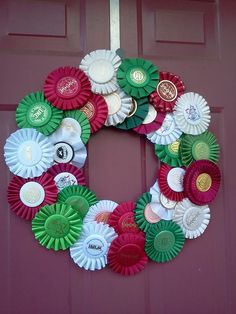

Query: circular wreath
[3,49,221,276]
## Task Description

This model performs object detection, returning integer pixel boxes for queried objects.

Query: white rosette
[70,221,117,271]
[84,200,118,224]
[146,113,182,145]
[172,198,211,239]
[104,88,133,126]
[79,49,121,94]
[149,182,175,220]
[49,125,87,168]
[4,128,54,178]
[174,92,211,135]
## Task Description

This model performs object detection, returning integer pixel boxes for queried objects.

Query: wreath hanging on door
[4,49,221,276]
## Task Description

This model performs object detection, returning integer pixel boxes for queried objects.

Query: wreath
[4,49,221,276]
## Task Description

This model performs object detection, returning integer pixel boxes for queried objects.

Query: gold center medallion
[196,173,212,192]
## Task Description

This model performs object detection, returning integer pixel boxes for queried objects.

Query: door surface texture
[0,1,235,314]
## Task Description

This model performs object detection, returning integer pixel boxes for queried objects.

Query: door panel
[0,1,235,314]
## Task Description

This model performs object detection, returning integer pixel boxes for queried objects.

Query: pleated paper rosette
[63,109,91,144]
[80,92,108,133]
[44,66,91,110]
[150,182,177,210]
[70,222,117,271]
[149,71,185,113]
[117,58,159,98]
[7,172,57,220]
[180,131,220,166]
[80,49,121,94]
[172,198,210,239]
[148,182,175,220]
[158,164,185,202]
[4,128,54,178]
[108,233,148,276]
[108,201,140,234]
[16,91,63,135]
[49,129,87,168]
[84,200,118,224]
[134,192,162,232]
[57,185,97,219]
[174,92,211,135]
[133,104,166,134]
[104,88,132,126]
[47,163,86,191]
[147,113,182,145]
[183,160,221,205]
[154,137,183,167]
[116,97,149,130]
[32,203,82,251]
[145,220,185,263]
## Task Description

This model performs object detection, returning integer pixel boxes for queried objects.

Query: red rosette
[80,92,108,133]
[108,233,148,276]
[108,201,140,234]
[158,163,186,202]
[133,111,166,135]
[149,71,185,113]
[7,173,57,220]
[184,160,221,205]
[44,66,91,110]
[47,163,86,191]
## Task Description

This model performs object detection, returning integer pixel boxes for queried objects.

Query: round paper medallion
[8,172,57,220]
[116,97,149,130]
[180,131,220,166]
[84,200,118,224]
[133,106,166,135]
[16,91,63,135]
[47,163,86,191]
[135,192,161,232]
[49,131,87,169]
[117,58,159,98]
[184,160,221,205]
[57,185,97,219]
[173,198,210,239]
[44,66,91,110]
[148,182,175,220]
[149,71,185,113]
[155,137,183,167]
[158,164,185,201]
[145,220,185,263]
[104,88,132,126]
[4,128,54,178]
[70,222,117,270]
[108,233,148,276]
[80,49,121,94]
[32,203,82,250]
[174,92,211,135]
[80,93,108,133]
[147,113,182,145]
[20,182,45,207]
[108,201,140,234]
[63,110,91,144]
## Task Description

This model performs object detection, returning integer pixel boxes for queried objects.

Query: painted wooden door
[0,1,235,314]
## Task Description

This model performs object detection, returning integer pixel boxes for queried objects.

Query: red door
[0,1,235,314]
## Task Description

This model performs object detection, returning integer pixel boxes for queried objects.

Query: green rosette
[117,58,159,99]
[16,91,63,136]
[180,131,220,166]
[57,185,97,219]
[154,137,183,167]
[134,192,160,232]
[116,97,149,130]
[63,110,91,144]
[32,203,82,251]
[145,220,185,263]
